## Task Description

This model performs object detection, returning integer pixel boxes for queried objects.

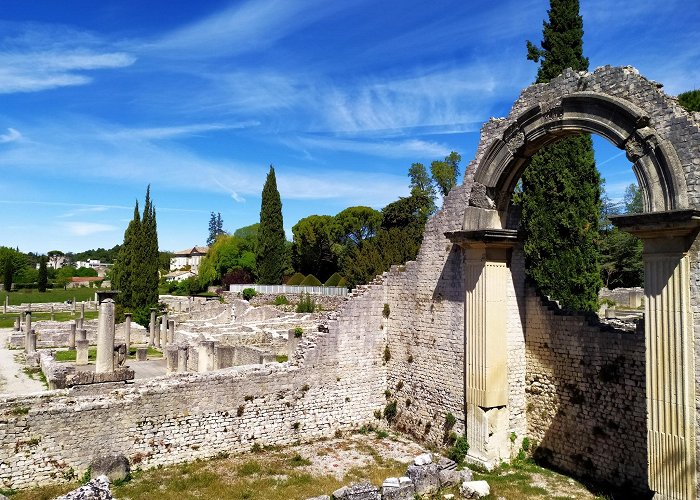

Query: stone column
[149,308,156,347]
[76,317,83,331]
[168,319,175,344]
[69,322,76,350]
[154,316,161,348]
[3,295,7,314]
[165,345,179,374]
[76,339,89,366]
[124,313,132,355]
[14,316,20,331]
[50,305,55,321]
[198,340,216,373]
[95,298,115,373]
[28,329,37,353]
[287,329,300,359]
[72,297,76,313]
[447,228,517,467]
[80,301,85,320]
[24,311,32,353]
[177,346,188,373]
[613,211,700,500]
[78,329,87,341]
[161,316,168,347]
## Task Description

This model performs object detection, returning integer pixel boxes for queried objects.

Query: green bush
[447,435,470,465]
[274,295,289,305]
[296,293,316,313]
[337,277,347,288]
[241,288,257,301]
[286,272,306,286]
[300,274,322,286]
[324,272,343,287]
[383,303,390,318]
[383,400,398,423]
[294,326,303,338]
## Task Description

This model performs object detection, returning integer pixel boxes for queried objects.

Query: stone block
[381,476,414,500]
[406,463,439,494]
[438,467,472,488]
[332,481,380,500]
[56,475,113,499]
[460,480,490,499]
[135,347,148,361]
[90,454,130,482]
[414,452,432,465]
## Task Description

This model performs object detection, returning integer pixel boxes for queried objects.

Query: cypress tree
[113,201,140,309]
[138,186,159,307]
[522,0,601,312]
[257,165,287,284]
[37,256,48,292]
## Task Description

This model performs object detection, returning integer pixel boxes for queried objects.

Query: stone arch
[447,66,700,499]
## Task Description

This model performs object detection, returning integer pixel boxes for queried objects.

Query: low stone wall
[599,287,644,308]
[0,283,387,490]
[525,287,648,492]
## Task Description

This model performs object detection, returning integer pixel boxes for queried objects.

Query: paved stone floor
[0,327,46,395]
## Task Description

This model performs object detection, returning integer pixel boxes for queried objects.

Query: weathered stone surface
[406,463,439,494]
[332,481,380,500]
[460,480,490,499]
[381,476,414,500]
[66,368,135,387]
[90,455,129,482]
[414,452,432,465]
[304,496,331,500]
[55,475,112,499]
[438,467,472,488]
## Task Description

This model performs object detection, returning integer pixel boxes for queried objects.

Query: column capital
[611,209,700,239]
[445,228,519,249]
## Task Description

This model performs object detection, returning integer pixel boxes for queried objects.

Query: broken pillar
[177,346,188,373]
[80,301,85,319]
[14,316,20,331]
[24,311,32,352]
[28,329,37,353]
[78,328,87,341]
[50,305,55,321]
[165,345,178,374]
[135,347,148,361]
[95,298,115,374]
[168,320,175,344]
[149,308,156,347]
[76,339,89,366]
[287,329,300,359]
[69,322,76,350]
[198,340,216,373]
[124,313,132,354]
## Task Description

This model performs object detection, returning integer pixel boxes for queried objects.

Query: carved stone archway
[447,66,700,500]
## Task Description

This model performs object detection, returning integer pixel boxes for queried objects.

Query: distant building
[67,276,104,288]
[164,270,197,282]
[75,259,112,277]
[170,246,208,274]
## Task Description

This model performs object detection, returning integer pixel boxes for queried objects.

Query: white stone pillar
[165,345,178,374]
[198,340,216,373]
[80,301,85,319]
[124,313,132,355]
[159,316,166,347]
[168,320,175,344]
[14,316,20,331]
[50,305,55,321]
[95,298,115,373]
[72,297,76,313]
[149,308,156,347]
[24,311,32,353]
[177,346,188,373]
[69,322,76,350]
[613,211,700,500]
[28,329,37,353]
[76,339,89,366]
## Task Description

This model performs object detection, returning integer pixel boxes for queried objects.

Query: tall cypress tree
[257,165,286,284]
[139,186,160,307]
[37,256,48,292]
[113,201,140,309]
[521,0,601,312]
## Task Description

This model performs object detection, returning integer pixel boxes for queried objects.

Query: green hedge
[286,272,306,286]
[300,274,322,286]
[324,272,343,287]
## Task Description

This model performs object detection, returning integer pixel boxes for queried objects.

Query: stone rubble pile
[54,476,113,500]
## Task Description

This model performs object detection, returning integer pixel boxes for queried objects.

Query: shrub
[324,272,343,287]
[383,345,391,363]
[445,412,457,430]
[383,303,390,318]
[294,326,303,338]
[241,288,257,301]
[447,435,470,465]
[222,268,254,286]
[274,295,289,305]
[300,274,322,286]
[296,293,316,313]
[337,277,347,288]
[383,400,398,423]
[286,272,306,285]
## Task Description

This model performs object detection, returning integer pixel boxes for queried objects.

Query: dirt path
[0,328,46,395]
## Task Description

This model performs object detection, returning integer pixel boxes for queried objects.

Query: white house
[164,270,197,282]
[170,246,208,274]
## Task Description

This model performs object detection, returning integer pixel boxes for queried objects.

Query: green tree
[207,212,225,246]
[112,187,160,321]
[521,0,601,312]
[37,256,48,292]
[408,162,437,215]
[0,247,26,291]
[623,183,643,214]
[292,215,341,282]
[335,206,382,247]
[47,250,65,269]
[256,166,287,284]
[678,90,700,112]
[430,151,461,198]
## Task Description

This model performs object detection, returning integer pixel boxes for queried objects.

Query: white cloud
[0,128,21,143]
[289,136,452,159]
[63,222,118,236]
[102,122,259,141]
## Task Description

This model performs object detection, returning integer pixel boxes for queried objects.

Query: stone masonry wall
[525,286,647,492]
[0,285,387,489]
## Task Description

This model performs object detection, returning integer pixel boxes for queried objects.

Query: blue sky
[0,0,698,254]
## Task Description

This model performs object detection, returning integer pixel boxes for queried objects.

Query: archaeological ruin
[1,65,700,499]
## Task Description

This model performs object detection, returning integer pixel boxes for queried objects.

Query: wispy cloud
[102,121,259,141]
[0,22,135,94]
[0,128,21,143]
[288,136,452,159]
[63,222,118,236]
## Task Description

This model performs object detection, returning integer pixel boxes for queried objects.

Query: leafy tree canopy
[292,215,341,283]
[678,89,700,113]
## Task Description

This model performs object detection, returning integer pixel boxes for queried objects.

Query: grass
[21,367,49,389]
[0,288,106,306]
[0,311,98,328]
[54,346,162,362]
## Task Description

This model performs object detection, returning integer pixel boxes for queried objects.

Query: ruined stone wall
[525,286,647,491]
[0,287,387,489]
